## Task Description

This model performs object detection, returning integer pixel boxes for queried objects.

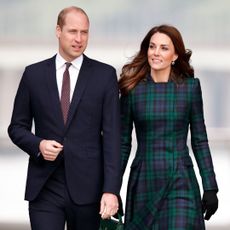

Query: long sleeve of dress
[190,78,218,191]
[120,93,134,175]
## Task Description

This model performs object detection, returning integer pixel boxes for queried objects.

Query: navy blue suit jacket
[8,54,121,204]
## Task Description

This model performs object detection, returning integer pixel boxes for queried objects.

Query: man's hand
[100,193,119,219]
[39,140,63,161]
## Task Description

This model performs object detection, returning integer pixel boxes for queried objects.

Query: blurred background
[0,0,230,229]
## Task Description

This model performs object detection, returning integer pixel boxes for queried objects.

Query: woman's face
[147,32,178,73]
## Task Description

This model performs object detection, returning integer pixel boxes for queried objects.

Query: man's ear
[56,25,61,39]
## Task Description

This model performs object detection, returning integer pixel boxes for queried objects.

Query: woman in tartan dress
[119,25,218,229]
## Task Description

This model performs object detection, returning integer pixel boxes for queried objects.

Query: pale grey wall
[0,1,230,228]
[1,0,230,139]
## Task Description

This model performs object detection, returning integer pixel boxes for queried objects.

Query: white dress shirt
[55,53,83,102]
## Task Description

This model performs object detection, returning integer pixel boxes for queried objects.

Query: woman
[119,24,218,229]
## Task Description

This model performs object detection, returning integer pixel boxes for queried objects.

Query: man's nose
[75,32,81,42]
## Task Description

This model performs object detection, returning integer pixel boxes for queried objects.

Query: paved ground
[0,139,229,229]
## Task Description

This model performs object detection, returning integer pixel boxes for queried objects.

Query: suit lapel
[65,55,92,129]
[45,55,65,126]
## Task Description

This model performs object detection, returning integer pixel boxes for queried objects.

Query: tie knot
[65,62,71,70]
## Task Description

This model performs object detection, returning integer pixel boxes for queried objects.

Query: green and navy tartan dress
[120,75,218,230]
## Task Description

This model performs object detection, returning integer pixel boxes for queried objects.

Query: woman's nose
[153,47,159,55]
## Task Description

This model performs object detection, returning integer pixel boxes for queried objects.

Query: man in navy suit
[8,6,121,230]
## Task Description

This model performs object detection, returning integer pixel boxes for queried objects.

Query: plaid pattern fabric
[120,75,218,229]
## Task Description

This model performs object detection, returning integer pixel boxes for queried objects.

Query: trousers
[29,161,100,230]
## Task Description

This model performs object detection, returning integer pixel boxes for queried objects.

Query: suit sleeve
[120,92,134,175]
[190,78,218,191]
[102,68,121,195]
[8,68,42,159]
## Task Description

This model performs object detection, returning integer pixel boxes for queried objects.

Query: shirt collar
[56,53,83,70]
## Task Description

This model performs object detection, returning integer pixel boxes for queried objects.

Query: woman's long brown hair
[119,24,194,95]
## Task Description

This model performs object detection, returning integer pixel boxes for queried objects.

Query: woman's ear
[173,54,178,62]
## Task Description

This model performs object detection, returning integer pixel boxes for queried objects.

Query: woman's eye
[162,46,169,50]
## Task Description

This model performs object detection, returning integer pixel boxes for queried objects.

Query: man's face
[56,11,89,62]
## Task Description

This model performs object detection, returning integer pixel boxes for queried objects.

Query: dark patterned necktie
[61,62,71,124]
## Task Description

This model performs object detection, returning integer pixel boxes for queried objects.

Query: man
[8,6,121,230]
